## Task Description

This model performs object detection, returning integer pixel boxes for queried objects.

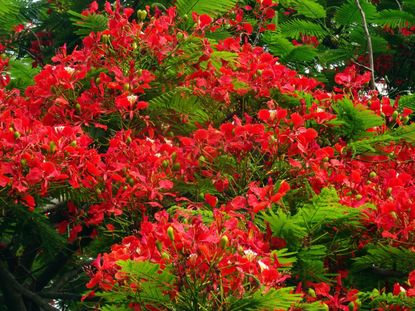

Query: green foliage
[358,289,415,310]
[7,57,40,90]
[348,123,415,154]
[98,260,176,308]
[68,10,108,36]
[335,0,378,25]
[263,32,295,56]
[0,0,24,35]
[176,0,238,17]
[148,88,210,133]
[330,99,384,140]
[280,19,328,39]
[353,244,415,275]
[374,9,415,28]
[398,93,415,111]
[291,0,327,19]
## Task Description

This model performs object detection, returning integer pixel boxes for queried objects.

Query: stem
[355,0,376,89]
[395,0,403,11]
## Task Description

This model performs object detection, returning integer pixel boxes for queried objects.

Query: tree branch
[355,0,376,90]
[39,291,99,302]
[0,263,59,311]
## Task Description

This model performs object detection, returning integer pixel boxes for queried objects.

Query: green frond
[206,29,232,41]
[283,45,318,63]
[252,287,302,310]
[295,188,362,230]
[398,93,415,111]
[335,0,379,25]
[273,248,298,270]
[208,50,238,69]
[7,57,40,90]
[319,48,355,66]
[294,245,332,282]
[358,290,415,310]
[262,32,295,56]
[292,0,326,19]
[148,88,210,133]
[167,205,214,223]
[0,0,24,34]
[226,287,302,311]
[97,260,175,307]
[68,10,108,36]
[176,0,238,17]
[352,244,415,274]
[391,122,415,143]
[348,122,415,155]
[374,9,415,28]
[349,28,390,53]
[330,99,384,140]
[404,0,415,14]
[280,19,328,39]
[262,209,307,249]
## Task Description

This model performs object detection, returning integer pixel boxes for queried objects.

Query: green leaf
[176,0,238,17]
[330,99,384,140]
[280,19,328,39]
[349,28,390,53]
[262,209,307,249]
[374,9,415,28]
[262,32,295,56]
[284,45,318,62]
[293,0,327,19]
[398,93,415,111]
[353,244,415,274]
[0,0,23,35]
[148,88,210,133]
[68,10,108,36]
[335,0,379,25]
[7,57,40,90]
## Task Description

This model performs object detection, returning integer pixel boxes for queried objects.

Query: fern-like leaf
[398,93,415,111]
[292,0,326,19]
[335,0,379,25]
[284,45,318,62]
[262,32,295,56]
[176,0,238,17]
[374,9,415,28]
[280,19,328,39]
[68,10,108,36]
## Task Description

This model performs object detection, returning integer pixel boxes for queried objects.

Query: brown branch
[0,263,59,311]
[355,0,376,90]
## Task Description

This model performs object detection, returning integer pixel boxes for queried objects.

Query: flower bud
[137,10,147,21]
[369,171,377,179]
[101,34,111,43]
[167,226,174,242]
[176,32,184,40]
[156,240,163,252]
[161,252,170,260]
[172,163,181,171]
[49,141,57,153]
[171,151,177,162]
[220,235,229,249]
[308,288,316,298]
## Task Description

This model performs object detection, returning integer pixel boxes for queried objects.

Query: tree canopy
[1,1,415,310]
